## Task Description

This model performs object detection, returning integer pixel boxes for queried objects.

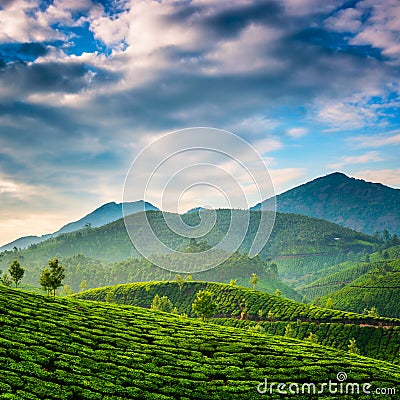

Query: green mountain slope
[1,210,378,280]
[76,281,400,365]
[318,267,400,318]
[1,286,400,399]
[253,172,400,235]
[301,245,400,302]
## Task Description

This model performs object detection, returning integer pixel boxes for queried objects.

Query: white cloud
[350,131,400,148]
[282,0,344,16]
[353,169,400,187]
[204,24,285,75]
[0,0,93,43]
[233,115,278,136]
[314,90,395,131]
[324,7,362,33]
[350,0,400,62]
[286,127,308,138]
[252,137,282,154]
[328,151,383,169]
[269,167,306,194]
[0,0,56,43]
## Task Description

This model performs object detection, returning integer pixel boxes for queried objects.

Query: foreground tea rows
[1,286,400,399]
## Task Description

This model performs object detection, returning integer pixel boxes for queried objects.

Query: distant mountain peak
[0,200,159,251]
[253,173,400,235]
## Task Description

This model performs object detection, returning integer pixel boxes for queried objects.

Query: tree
[0,271,12,287]
[284,323,293,338]
[383,229,391,243]
[229,279,237,286]
[275,289,281,297]
[267,310,275,323]
[306,332,318,343]
[325,298,333,309]
[192,290,217,322]
[40,258,65,297]
[151,294,173,313]
[9,260,24,288]
[365,306,379,318]
[348,338,360,354]
[79,279,88,292]
[257,309,263,321]
[63,285,74,296]
[40,268,52,296]
[268,263,279,279]
[176,274,185,291]
[249,273,259,290]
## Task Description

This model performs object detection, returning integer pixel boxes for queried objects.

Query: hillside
[75,281,397,323]
[1,286,400,399]
[300,245,400,303]
[318,267,400,318]
[253,172,400,235]
[60,252,301,300]
[76,281,400,365]
[1,210,378,280]
[0,200,158,252]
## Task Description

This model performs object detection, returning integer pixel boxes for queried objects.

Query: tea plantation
[1,286,400,399]
[75,281,398,324]
[76,281,400,366]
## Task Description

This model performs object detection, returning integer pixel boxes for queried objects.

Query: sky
[0,0,400,246]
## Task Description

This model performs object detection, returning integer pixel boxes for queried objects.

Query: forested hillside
[253,172,400,235]
[1,286,400,399]
[0,210,378,282]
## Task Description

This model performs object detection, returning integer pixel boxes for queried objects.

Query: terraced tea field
[1,286,400,399]
[76,281,400,365]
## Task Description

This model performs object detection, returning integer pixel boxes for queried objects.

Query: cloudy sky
[0,0,399,246]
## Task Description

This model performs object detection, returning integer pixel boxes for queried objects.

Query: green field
[1,286,400,399]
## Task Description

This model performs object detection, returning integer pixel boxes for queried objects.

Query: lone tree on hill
[79,279,88,292]
[176,274,185,291]
[192,290,217,322]
[9,260,24,288]
[151,294,174,313]
[348,338,360,355]
[0,271,12,287]
[325,297,333,309]
[40,258,65,297]
[249,273,259,290]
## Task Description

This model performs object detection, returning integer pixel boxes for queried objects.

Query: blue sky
[0,0,399,245]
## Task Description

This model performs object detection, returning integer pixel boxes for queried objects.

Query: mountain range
[0,200,158,251]
[2,172,399,252]
[253,172,400,235]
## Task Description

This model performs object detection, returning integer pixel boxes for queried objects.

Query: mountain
[252,172,400,235]
[0,200,158,251]
[2,286,400,399]
[1,210,378,279]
